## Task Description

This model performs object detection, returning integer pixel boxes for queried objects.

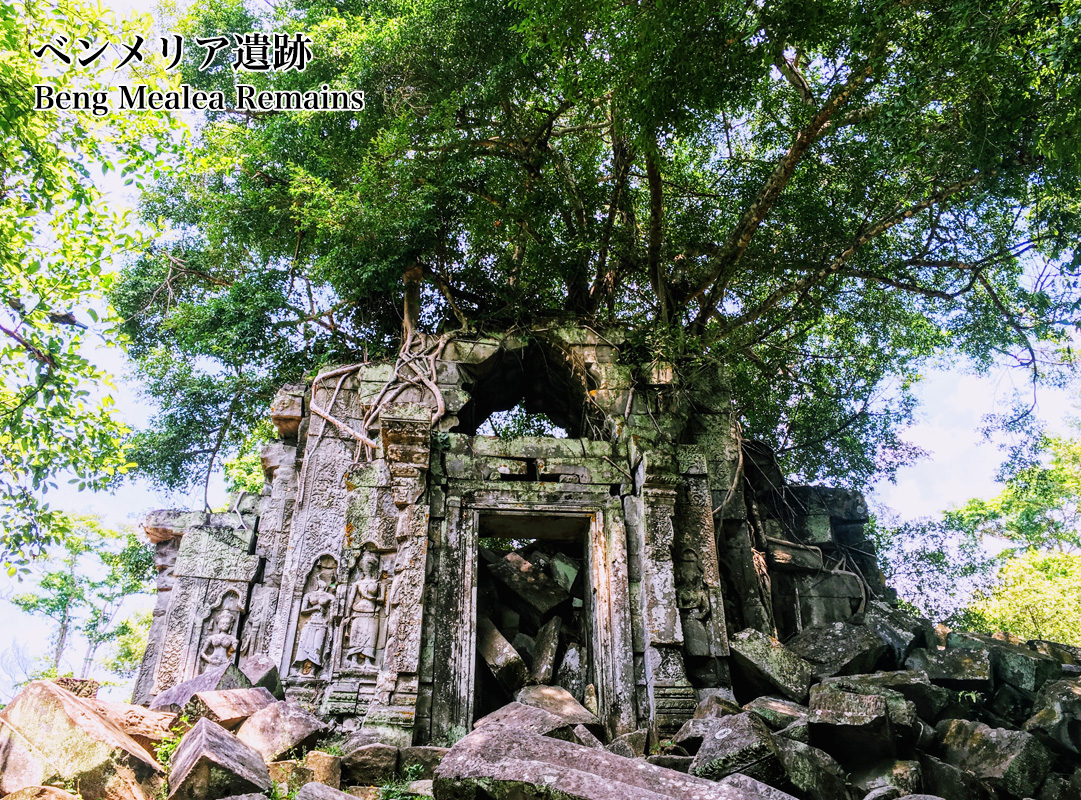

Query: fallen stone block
[399,745,449,780]
[743,697,809,731]
[861,602,934,669]
[644,754,693,772]
[948,631,1061,693]
[2,787,82,800]
[693,691,744,719]
[0,680,163,798]
[184,687,276,730]
[1030,639,1081,666]
[515,684,599,727]
[235,700,328,762]
[936,717,1052,798]
[239,654,286,700]
[472,701,574,738]
[150,664,253,713]
[555,642,587,701]
[341,742,398,785]
[296,783,356,800]
[807,683,894,764]
[812,679,920,746]
[673,717,720,754]
[786,621,887,679]
[730,629,814,703]
[487,552,570,625]
[776,717,810,743]
[268,760,313,789]
[305,750,342,788]
[606,729,647,758]
[53,677,101,698]
[1037,772,1081,800]
[820,671,950,723]
[571,724,606,749]
[904,648,992,693]
[773,736,856,800]
[987,683,1036,727]
[434,724,783,799]
[850,760,922,797]
[168,717,272,800]
[549,552,580,593]
[1024,678,1081,754]
[530,616,562,684]
[84,698,177,752]
[917,754,988,800]
[717,774,799,800]
[476,616,528,694]
[690,712,784,784]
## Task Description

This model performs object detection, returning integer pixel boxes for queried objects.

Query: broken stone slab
[861,602,935,669]
[987,682,1036,727]
[644,755,693,772]
[399,746,449,780]
[819,671,951,723]
[0,680,163,798]
[917,754,988,800]
[168,717,272,800]
[693,691,744,719]
[268,760,313,789]
[717,774,800,800]
[487,552,571,625]
[83,698,177,752]
[150,664,253,713]
[936,718,1052,798]
[786,621,888,680]
[184,686,276,730]
[549,552,580,593]
[472,701,575,738]
[530,615,562,684]
[729,629,814,703]
[1037,772,1081,800]
[511,633,536,667]
[434,723,784,800]
[904,648,993,693]
[947,631,1062,693]
[476,616,528,694]
[295,783,356,800]
[773,736,857,800]
[811,678,921,746]
[53,677,101,698]
[743,697,809,731]
[239,654,286,700]
[515,684,600,728]
[3,788,82,800]
[673,717,721,754]
[1024,678,1081,754]
[850,760,922,797]
[606,729,647,758]
[555,642,587,701]
[1030,639,1081,666]
[341,742,398,785]
[305,750,342,788]
[235,700,328,762]
[807,682,894,764]
[572,724,606,749]
[775,717,810,743]
[689,712,784,784]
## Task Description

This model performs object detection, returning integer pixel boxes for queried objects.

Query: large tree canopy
[114,0,1081,491]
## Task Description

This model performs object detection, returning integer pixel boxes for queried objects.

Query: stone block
[295,783,356,800]
[918,754,988,800]
[185,687,276,730]
[473,702,571,737]
[3,789,81,800]
[341,742,398,785]
[644,755,693,772]
[689,712,783,784]
[862,602,934,668]
[83,699,177,752]
[434,724,773,800]
[150,664,252,713]
[851,760,922,797]
[606,729,647,758]
[716,774,800,800]
[773,736,856,800]
[488,552,571,626]
[988,683,1036,727]
[1024,678,1081,754]
[399,746,449,780]
[268,760,313,789]
[235,700,328,762]
[514,685,600,727]
[1030,639,1081,666]
[555,642,586,701]
[905,648,992,693]
[743,696,809,731]
[766,540,824,571]
[729,629,814,703]
[936,718,1052,798]
[807,683,894,764]
[776,717,810,743]
[786,621,888,680]
[476,616,528,695]
[1037,772,1081,800]
[168,717,272,800]
[819,671,950,723]
[306,750,342,788]
[239,654,286,700]
[673,717,720,754]
[693,691,743,719]
[530,616,562,685]
[0,680,163,799]
[948,631,1061,692]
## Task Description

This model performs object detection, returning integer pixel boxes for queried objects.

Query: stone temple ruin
[132,324,879,746]
[5,324,1081,800]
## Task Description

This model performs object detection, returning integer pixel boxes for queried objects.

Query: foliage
[223,419,275,494]
[0,0,181,565]
[379,764,425,800]
[955,550,1081,646]
[101,610,153,679]
[10,515,155,677]
[114,0,1081,492]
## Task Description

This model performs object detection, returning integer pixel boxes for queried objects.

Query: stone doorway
[473,513,592,720]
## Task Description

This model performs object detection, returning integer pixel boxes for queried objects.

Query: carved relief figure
[676,547,711,657]
[292,559,337,676]
[200,593,240,672]
[344,548,384,670]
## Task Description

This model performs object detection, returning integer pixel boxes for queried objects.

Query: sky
[2,0,1078,704]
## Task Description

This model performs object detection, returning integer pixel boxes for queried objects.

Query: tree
[114,0,1081,492]
[10,515,155,678]
[0,1,180,565]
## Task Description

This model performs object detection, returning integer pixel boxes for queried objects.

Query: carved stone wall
[134,325,878,746]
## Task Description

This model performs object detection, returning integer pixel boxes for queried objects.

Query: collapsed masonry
[131,325,881,745]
